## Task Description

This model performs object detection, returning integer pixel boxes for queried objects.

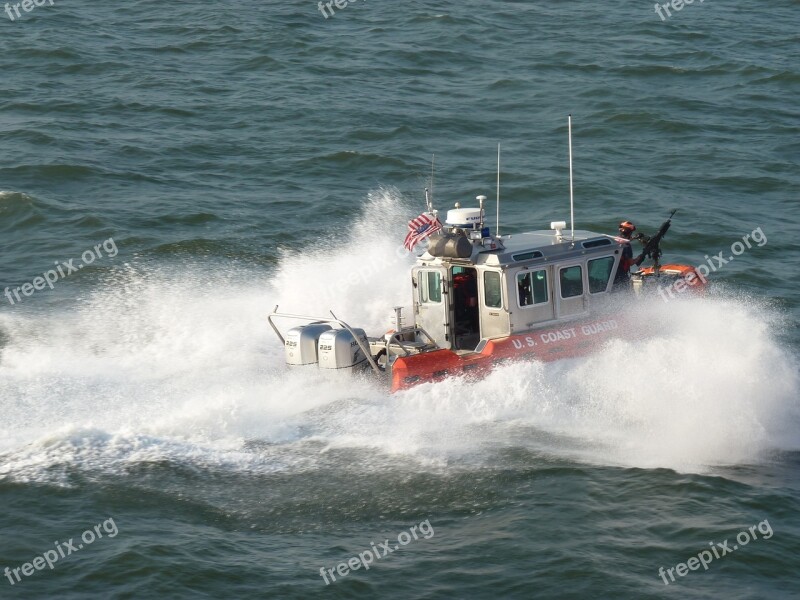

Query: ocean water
[1,1,799,598]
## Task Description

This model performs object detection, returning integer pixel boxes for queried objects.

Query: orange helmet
[619,221,636,234]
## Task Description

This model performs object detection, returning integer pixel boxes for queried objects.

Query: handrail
[415,327,438,347]
[387,327,439,357]
[389,333,413,357]
[267,305,336,344]
[329,310,383,374]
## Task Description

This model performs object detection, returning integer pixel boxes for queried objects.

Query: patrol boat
[268,118,704,391]
[267,196,704,392]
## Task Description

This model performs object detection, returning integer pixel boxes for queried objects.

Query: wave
[0,189,797,486]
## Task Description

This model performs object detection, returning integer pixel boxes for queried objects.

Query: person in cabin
[518,274,533,306]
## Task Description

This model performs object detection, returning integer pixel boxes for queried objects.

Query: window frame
[516,268,550,309]
[558,264,584,299]
[483,270,503,309]
[587,255,616,294]
[419,270,443,304]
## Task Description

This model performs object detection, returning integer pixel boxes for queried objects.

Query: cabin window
[512,250,543,261]
[420,270,442,303]
[517,269,548,307]
[559,265,583,298]
[484,271,502,308]
[582,238,612,249]
[588,256,615,293]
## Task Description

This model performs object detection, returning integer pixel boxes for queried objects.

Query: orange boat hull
[391,315,623,391]
[392,264,706,392]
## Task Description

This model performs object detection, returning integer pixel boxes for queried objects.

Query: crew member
[614,220,648,284]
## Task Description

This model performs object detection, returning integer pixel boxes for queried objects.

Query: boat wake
[0,189,798,485]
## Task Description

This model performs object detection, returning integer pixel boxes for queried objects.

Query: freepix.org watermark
[656,226,766,302]
[319,519,434,585]
[658,519,773,585]
[316,239,411,306]
[4,237,118,306]
[4,0,54,22]
[317,0,364,19]
[654,0,704,22]
[4,518,118,586]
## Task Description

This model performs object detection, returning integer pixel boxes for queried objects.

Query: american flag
[403,212,443,251]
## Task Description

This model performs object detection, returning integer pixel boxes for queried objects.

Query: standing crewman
[614,220,650,284]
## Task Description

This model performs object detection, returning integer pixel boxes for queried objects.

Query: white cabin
[412,225,628,352]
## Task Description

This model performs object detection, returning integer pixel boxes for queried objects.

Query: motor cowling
[284,323,332,365]
[318,328,369,369]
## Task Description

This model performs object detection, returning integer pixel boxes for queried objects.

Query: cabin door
[414,267,450,349]
[555,263,587,318]
[480,269,511,339]
[450,266,480,351]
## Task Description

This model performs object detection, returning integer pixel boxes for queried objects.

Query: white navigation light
[446,208,483,227]
[551,220,567,240]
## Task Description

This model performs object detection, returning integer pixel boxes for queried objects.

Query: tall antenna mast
[496,143,501,236]
[430,154,435,210]
[568,114,575,241]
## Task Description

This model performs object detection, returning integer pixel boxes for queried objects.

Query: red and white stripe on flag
[403,213,443,251]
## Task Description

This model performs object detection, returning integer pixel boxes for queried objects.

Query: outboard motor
[318,328,369,370]
[284,323,332,365]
